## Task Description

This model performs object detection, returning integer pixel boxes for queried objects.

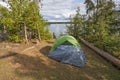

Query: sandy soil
[0,39,120,80]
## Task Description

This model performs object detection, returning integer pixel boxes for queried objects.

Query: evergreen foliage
[84,0,120,58]
[0,0,52,42]
[67,0,120,59]
[67,7,83,40]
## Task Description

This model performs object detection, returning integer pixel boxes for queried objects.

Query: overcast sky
[41,0,120,21]
[0,0,85,21]
[41,0,85,21]
[0,0,119,22]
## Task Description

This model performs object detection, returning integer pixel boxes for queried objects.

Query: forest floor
[0,39,120,80]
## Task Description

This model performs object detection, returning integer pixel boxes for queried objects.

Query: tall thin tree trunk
[3,25,6,33]
[23,22,28,44]
[37,23,41,41]
[35,0,41,41]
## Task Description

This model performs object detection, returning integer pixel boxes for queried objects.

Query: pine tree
[0,5,14,41]
[84,0,116,41]
[0,0,52,42]
[67,7,83,40]
[84,0,120,58]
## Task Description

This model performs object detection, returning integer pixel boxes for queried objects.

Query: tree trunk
[37,23,41,41]
[3,25,6,33]
[23,22,28,44]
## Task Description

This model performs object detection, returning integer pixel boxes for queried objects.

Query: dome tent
[48,35,86,67]
[50,35,81,52]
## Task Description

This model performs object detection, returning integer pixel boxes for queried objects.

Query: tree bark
[23,22,28,44]
[37,23,41,41]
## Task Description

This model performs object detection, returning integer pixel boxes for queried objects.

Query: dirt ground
[0,39,120,80]
[0,41,34,54]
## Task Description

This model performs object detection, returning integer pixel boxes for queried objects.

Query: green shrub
[93,36,120,59]
[8,34,22,42]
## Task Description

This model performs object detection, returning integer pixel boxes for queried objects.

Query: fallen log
[0,52,17,59]
[80,38,120,68]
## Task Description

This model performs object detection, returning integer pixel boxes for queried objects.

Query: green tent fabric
[50,35,81,52]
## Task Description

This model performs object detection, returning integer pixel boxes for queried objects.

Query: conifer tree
[84,0,116,41]
[84,0,120,58]
[0,0,52,42]
[67,7,83,40]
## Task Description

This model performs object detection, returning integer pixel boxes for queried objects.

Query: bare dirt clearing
[0,40,120,80]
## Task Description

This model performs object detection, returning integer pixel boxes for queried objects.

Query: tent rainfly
[50,35,81,52]
[48,35,86,67]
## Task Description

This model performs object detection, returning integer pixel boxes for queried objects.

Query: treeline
[67,0,120,59]
[0,0,52,43]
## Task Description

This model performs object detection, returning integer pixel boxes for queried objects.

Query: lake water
[48,24,68,38]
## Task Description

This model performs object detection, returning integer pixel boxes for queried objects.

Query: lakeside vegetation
[67,0,120,59]
[0,0,52,43]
